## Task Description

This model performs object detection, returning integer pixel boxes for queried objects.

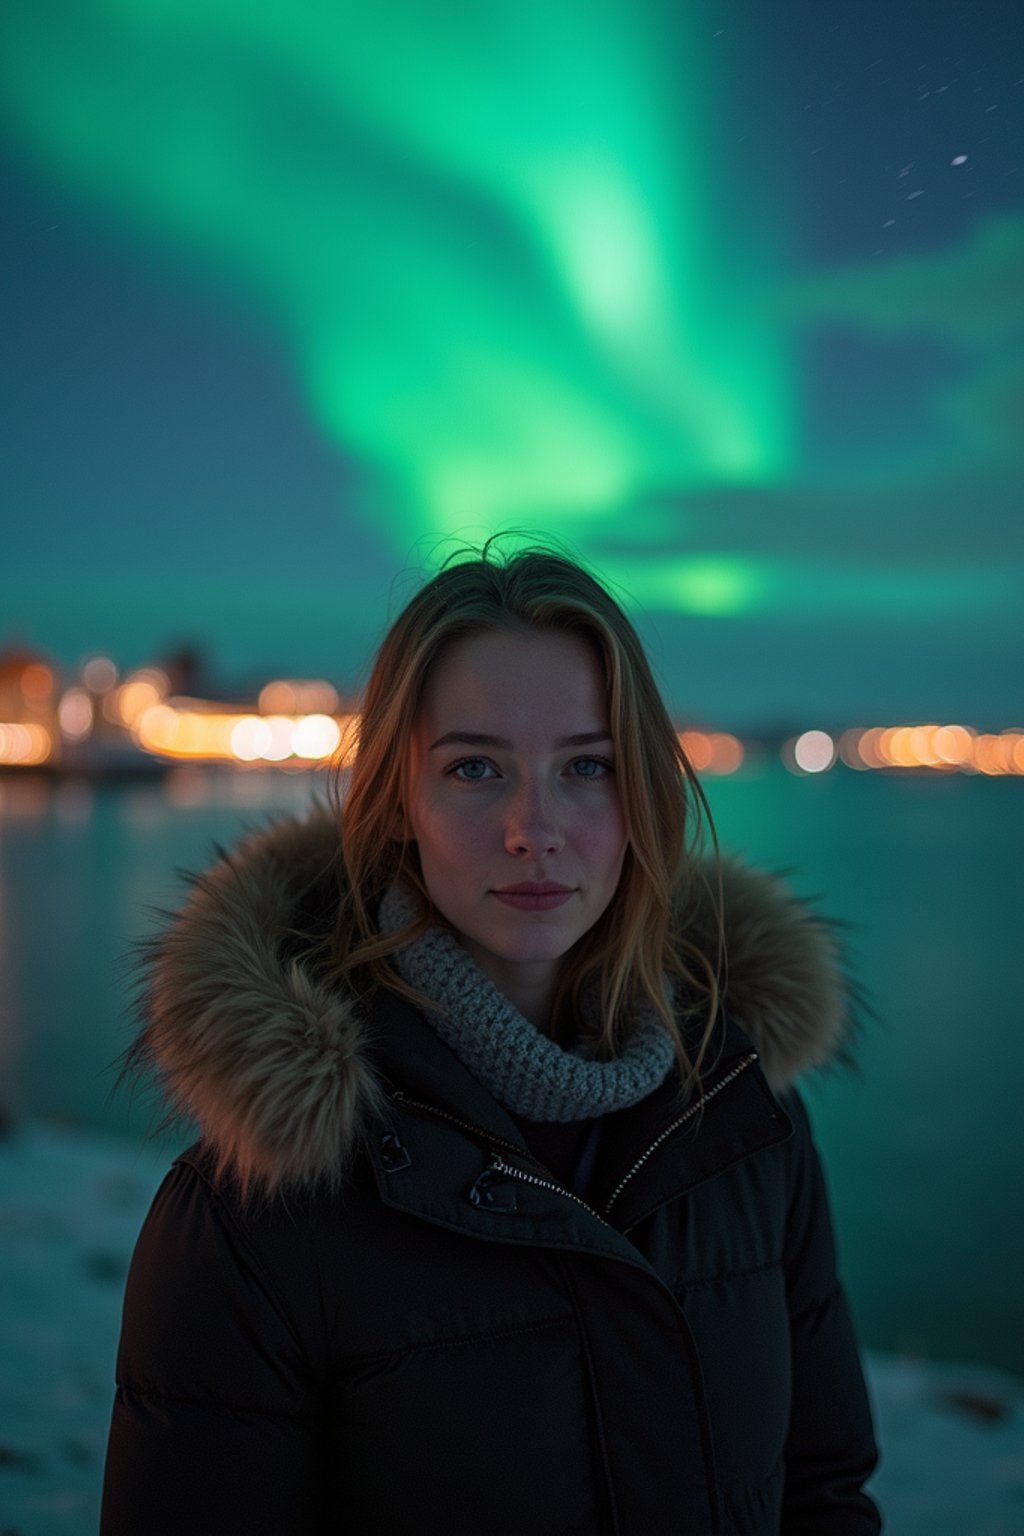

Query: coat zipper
[391,1050,759,1231]
[486,1153,618,1231]
[389,1089,614,1229]
[602,1051,758,1222]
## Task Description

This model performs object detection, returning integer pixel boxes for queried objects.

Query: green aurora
[2,0,791,590]
[1,0,1021,639]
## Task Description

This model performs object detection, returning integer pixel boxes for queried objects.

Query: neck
[461,945,563,1038]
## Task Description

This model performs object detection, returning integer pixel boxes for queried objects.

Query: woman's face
[402,627,628,1021]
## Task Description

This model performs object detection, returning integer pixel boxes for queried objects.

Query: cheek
[414,799,488,870]
[574,799,627,877]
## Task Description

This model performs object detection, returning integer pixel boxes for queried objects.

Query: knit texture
[377,882,676,1121]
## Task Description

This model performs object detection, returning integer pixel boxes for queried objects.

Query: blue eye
[445,755,613,783]
[570,757,613,778]
[449,757,495,781]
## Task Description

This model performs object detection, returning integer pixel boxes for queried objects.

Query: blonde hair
[327,536,724,1098]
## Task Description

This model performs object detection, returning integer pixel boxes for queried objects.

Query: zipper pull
[378,1131,412,1173]
[467,1156,518,1213]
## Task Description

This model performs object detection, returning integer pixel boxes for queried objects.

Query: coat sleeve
[101,1159,328,1536]
[779,1090,883,1534]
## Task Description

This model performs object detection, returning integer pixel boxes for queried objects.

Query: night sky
[2,0,1021,727]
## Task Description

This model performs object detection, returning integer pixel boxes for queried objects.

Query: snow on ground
[1,1120,1023,1535]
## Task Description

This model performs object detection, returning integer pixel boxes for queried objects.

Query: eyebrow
[429,730,613,752]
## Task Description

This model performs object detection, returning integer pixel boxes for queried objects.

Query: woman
[102,542,881,1534]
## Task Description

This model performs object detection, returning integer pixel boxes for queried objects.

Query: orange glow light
[679,731,713,772]
[135,702,357,765]
[908,725,942,766]
[259,681,296,715]
[932,725,974,765]
[21,664,54,704]
[974,734,1016,775]
[259,679,340,716]
[707,733,744,774]
[886,727,918,767]
[856,728,886,768]
[0,722,53,765]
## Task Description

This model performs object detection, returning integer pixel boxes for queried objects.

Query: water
[1,764,1021,1373]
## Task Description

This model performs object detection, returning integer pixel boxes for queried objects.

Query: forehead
[416,628,608,732]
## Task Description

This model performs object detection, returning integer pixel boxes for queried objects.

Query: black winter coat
[102,811,881,1535]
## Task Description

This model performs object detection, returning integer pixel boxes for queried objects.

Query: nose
[503,778,565,857]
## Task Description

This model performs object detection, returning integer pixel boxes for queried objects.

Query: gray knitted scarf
[377,881,676,1121]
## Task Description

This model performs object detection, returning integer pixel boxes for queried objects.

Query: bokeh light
[82,656,118,693]
[57,688,94,740]
[0,722,52,765]
[292,713,342,759]
[793,730,836,774]
[20,664,54,705]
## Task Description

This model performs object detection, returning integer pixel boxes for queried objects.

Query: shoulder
[130,1147,306,1294]
[167,1138,377,1256]
[130,1145,337,1314]
[120,1141,386,1389]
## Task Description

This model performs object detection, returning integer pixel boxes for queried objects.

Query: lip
[493,882,574,895]
[491,890,575,911]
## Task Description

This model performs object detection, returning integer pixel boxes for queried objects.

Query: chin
[487,930,579,964]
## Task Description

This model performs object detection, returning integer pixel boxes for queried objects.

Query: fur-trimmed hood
[129,808,855,1193]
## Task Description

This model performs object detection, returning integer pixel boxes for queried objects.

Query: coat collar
[130,806,854,1196]
[369,995,793,1249]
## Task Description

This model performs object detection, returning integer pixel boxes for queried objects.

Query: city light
[20,665,54,704]
[832,724,1024,775]
[932,725,974,765]
[0,722,53,766]
[258,679,340,715]
[58,688,94,741]
[134,703,358,766]
[678,731,745,775]
[792,731,836,774]
[81,656,118,693]
[0,645,1020,780]
[292,714,343,759]
[112,670,170,727]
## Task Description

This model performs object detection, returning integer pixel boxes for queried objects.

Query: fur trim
[704,860,849,1090]
[127,812,384,1197]
[126,808,855,1192]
